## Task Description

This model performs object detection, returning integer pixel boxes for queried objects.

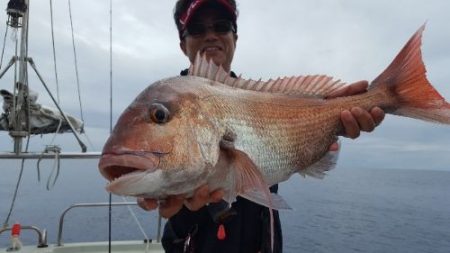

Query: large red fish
[99,25,450,210]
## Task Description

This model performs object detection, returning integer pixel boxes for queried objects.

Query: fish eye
[150,103,170,124]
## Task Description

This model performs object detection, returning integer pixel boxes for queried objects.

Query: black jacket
[161,70,283,253]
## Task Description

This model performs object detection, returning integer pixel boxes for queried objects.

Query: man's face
[180,7,237,72]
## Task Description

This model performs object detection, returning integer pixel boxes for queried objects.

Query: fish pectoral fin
[299,142,340,179]
[240,190,292,210]
[221,147,277,251]
[220,144,272,203]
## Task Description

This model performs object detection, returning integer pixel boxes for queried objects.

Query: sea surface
[1,159,450,253]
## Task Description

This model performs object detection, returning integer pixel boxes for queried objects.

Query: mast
[2,0,88,154]
[5,0,29,154]
[12,0,29,154]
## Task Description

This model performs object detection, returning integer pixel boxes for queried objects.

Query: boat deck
[3,240,164,253]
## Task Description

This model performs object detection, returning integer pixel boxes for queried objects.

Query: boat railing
[0,225,48,248]
[57,202,162,246]
[0,152,101,159]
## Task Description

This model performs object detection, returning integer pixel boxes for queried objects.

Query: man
[139,0,384,252]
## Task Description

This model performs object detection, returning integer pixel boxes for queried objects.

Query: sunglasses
[182,20,235,38]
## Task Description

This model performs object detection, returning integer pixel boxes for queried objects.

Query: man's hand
[327,80,385,151]
[137,185,224,218]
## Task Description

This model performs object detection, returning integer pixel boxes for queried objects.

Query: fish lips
[98,152,160,182]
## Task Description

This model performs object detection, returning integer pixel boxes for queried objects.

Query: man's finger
[185,185,210,211]
[209,189,225,203]
[327,80,368,98]
[352,107,375,132]
[159,195,185,218]
[371,107,385,126]
[340,110,360,138]
[137,198,158,211]
[328,142,339,151]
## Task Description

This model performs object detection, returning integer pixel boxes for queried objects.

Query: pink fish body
[99,25,450,209]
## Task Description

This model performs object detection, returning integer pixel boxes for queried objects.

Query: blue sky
[0,0,449,171]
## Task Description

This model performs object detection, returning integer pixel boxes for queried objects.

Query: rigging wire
[49,0,60,103]
[67,0,95,151]
[11,31,18,132]
[67,0,84,122]
[37,0,63,182]
[0,25,9,70]
[48,0,90,154]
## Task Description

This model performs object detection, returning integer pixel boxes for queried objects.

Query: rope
[3,88,28,230]
[49,0,60,103]
[0,25,8,70]
[2,159,25,229]
[37,145,62,190]
[67,0,84,122]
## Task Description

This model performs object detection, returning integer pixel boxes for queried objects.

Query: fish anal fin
[299,141,340,179]
[240,190,292,210]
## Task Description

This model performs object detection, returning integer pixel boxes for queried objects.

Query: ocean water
[280,167,450,253]
[1,159,450,253]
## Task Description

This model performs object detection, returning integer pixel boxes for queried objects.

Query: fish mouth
[98,152,160,182]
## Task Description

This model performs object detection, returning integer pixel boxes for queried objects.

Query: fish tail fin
[370,24,450,124]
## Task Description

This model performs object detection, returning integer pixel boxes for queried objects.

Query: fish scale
[197,86,338,184]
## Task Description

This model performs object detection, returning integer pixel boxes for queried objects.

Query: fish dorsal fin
[188,53,347,98]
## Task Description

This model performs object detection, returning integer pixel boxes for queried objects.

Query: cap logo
[179,0,236,29]
[180,0,204,27]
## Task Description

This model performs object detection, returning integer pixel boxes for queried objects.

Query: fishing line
[108,0,113,252]
[121,197,150,243]
[109,0,113,134]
